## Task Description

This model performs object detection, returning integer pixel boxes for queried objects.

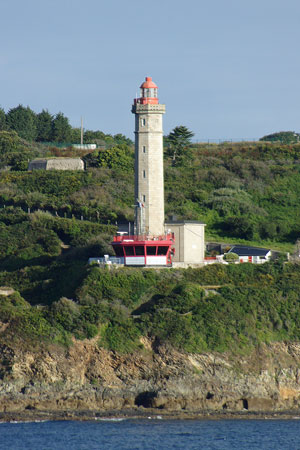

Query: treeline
[0,104,133,146]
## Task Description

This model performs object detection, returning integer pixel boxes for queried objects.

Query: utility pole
[80,117,83,146]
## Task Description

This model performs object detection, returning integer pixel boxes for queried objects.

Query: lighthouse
[110,77,174,266]
[132,77,165,236]
[89,76,206,268]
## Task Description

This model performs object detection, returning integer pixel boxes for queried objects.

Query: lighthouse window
[146,246,156,256]
[135,246,145,256]
[143,146,146,153]
[157,246,168,256]
[143,170,146,178]
[114,246,124,257]
[124,246,134,256]
[141,118,146,126]
[142,195,146,202]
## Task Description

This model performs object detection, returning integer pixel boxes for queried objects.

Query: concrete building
[165,221,206,267]
[28,158,84,171]
[132,77,165,236]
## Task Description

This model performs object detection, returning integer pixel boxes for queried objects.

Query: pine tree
[166,125,194,164]
[6,105,37,141]
[0,107,6,131]
[51,112,72,143]
[37,109,53,142]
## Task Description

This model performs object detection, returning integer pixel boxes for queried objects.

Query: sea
[1,418,300,450]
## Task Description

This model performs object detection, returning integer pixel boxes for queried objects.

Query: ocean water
[0,418,300,450]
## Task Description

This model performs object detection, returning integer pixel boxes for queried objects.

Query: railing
[88,257,124,265]
[112,233,174,242]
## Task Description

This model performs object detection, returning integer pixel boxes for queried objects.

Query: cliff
[1,336,300,418]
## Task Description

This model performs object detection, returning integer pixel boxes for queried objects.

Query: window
[157,246,168,256]
[143,170,146,178]
[124,246,134,256]
[141,118,146,126]
[142,195,146,202]
[146,246,156,255]
[114,246,124,257]
[143,146,146,153]
[135,246,145,256]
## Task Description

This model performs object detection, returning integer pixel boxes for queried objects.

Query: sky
[1,0,300,141]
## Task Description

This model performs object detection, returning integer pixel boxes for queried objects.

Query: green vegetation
[223,252,239,262]
[2,260,300,354]
[0,120,300,354]
[260,131,300,144]
[164,141,300,250]
[165,125,194,164]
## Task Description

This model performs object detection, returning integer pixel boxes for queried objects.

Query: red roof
[140,77,158,89]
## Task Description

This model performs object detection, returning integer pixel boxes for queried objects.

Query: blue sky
[1,0,300,141]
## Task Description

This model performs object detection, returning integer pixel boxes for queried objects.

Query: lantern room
[134,76,159,105]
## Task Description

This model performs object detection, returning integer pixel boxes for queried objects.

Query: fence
[193,138,259,144]
[0,204,118,226]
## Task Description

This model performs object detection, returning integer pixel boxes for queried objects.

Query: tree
[51,112,72,143]
[70,127,81,144]
[0,130,21,155]
[6,105,37,141]
[113,133,133,146]
[36,109,53,142]
[84,129,106,144]
[223,216,256,240]
[165,125,194,164]
[0,107,6,130]
[84,144,133,171]
[260,131,300,144]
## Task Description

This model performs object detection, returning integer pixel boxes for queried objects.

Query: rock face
[1,338,300,414]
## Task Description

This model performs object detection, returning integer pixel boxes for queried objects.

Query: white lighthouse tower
[132,77,165,236]
[90,76,206,268]
[111,77,174,266]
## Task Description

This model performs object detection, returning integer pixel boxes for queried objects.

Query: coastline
[1,408,300,423]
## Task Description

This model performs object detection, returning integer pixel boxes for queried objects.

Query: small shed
[228,246,271,264]
[164,220,206,267]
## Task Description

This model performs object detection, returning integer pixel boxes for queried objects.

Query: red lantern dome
[134,76,159,105]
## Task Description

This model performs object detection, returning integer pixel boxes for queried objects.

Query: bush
[224,252,239,262]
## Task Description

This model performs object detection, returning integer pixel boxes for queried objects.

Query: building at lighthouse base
[111,233,174,267]
[165,221,206,267]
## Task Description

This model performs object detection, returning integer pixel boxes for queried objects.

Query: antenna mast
[80,117,83,145]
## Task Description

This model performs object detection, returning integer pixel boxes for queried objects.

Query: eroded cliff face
[1,337,300,414]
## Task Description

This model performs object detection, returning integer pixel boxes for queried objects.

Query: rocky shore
[1,337,300,420]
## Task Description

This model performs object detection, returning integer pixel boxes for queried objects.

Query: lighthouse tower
[110,77,174,267]
[90,76,206,268]
[132,77,165,236]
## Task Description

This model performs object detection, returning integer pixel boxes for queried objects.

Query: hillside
[1,136,300,251]
[1,137,300,415]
